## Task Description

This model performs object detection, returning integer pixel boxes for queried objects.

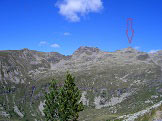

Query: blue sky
[0,0,162,55]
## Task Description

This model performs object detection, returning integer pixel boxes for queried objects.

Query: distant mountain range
[0,46,162,121]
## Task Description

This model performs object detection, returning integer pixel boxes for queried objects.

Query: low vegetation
[135,104,162,121]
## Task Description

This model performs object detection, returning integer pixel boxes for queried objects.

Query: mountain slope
[0,47,162,121]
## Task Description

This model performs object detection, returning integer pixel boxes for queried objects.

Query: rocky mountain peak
[118,47,138,53]
[157,50,162,55]
[21,48,32,54]
[73,46,100,55]
[22,48,30,51]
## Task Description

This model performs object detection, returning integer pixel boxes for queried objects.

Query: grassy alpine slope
[0,47,162,121]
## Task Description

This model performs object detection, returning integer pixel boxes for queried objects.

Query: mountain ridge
[0,46,149,55]
[0,46,162,121]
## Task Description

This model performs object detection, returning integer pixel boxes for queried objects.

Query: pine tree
[43,72,84,121]
[59,72,84,121]
[43,79,60,121]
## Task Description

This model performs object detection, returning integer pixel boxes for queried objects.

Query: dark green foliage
[60,72,84,121]
[43,79,60,121]
[43,72,84,121]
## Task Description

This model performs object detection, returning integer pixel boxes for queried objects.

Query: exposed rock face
[38,101,45,116]
[73,46,100,56]
[0,46,162,121]
[149,50,162,67]
[13,105,24,118]
[118,101,162,121]
[136,53,150,61]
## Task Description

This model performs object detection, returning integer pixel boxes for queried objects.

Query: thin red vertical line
[126,18,134,44]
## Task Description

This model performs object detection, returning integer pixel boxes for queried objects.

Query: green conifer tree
[43,79,60,121]
[59,72,84,121]
[43,72,84,121]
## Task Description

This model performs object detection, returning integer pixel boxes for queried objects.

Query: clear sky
[0,0,162,55]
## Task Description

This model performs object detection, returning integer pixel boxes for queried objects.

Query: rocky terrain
[0,46,162,121]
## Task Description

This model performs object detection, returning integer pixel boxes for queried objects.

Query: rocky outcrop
[0,46,162,121]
